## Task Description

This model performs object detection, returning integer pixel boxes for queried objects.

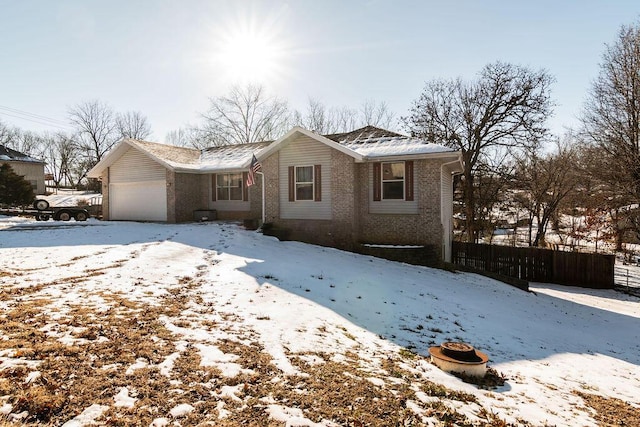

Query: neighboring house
[88,126,462,262]
[0,145,46,195]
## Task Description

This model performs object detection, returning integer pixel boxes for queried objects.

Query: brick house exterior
[257,127,462,261]
[88,126,462,262]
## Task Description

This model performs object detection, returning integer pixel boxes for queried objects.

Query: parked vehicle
[0,199,90,222]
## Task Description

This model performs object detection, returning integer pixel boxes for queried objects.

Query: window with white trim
[382,162,405,199]
[295,166,314,201]
[216,173,243,201]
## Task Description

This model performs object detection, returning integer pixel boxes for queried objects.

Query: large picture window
[216,173,243,201]
[382,162,405,199]
[295,166,314,200]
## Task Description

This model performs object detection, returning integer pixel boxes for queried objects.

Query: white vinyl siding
[110,148,166,183]
[369,163,418,214]
[279,135,331,220]
[108,147,168,221]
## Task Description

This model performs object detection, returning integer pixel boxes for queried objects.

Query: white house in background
[0,144,46,194]
[87,126,463,262]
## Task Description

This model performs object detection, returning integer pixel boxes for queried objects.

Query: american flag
[246,154,262,186]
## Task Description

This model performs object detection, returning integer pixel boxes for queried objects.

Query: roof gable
[87,139,200,178]
[255,127,364,162]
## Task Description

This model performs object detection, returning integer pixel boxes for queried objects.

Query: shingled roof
[324,126,455,158]
[0,144,44,163]
[127,139,200,169]
[200,141,271,170]
[324,125,405,143]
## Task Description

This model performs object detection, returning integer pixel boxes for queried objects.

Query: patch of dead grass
[0,274,523,426]
[576,391,640,427]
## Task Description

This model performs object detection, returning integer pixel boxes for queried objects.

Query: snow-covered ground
[0,216,638,426]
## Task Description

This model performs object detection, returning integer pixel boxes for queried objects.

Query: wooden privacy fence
[452,242,615,289]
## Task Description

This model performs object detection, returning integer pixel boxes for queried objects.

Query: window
[288,165,322,202]
[216,173,243,201]
[382,162,405,199]
[373,161,413,202]
[295,166,314,200]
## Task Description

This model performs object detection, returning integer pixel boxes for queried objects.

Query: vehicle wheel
[33,199,49,211]
[40,214,50,221]
[35,214,43,221]
[57,210,72,221]
[74,211,88,222]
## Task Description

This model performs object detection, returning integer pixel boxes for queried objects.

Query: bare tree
[292,98,331,133]
[404,62,554,241]
[200,85,289,146]
[68,100,118,165]
[361,99,395,129]
[116,111,152,140]
[514,137,579,247]
[582,21,640,240]
[166,127,194,147]
[292,98,361,134]
[41,132,79,189]
[0,120,14,146]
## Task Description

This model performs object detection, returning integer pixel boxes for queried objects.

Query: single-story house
[87,126,463,262]
[0,144,46,194]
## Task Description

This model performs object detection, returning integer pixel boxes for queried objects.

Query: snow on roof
[126,140,269,172]
[113,126,457,174]
[200,142,271,170]
[127,139,200,169]
[326,126,456,158]
[0,144,44,163]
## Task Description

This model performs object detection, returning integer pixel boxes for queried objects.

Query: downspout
[440,156,464,263]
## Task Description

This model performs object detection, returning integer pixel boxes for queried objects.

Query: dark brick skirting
[357,244,441,267]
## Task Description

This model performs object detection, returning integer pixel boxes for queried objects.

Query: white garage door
[110,181,167,221]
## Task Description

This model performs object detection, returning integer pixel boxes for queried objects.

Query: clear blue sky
[1,0,639,140]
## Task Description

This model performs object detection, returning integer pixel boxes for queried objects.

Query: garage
[108,147,168,221]
[109,181,167,221]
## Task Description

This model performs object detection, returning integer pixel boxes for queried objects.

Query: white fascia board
[173,166,247,174]
[88,139,183,178]
[86,139,130,178]
[362,151,463,163]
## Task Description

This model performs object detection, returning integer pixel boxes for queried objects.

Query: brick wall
[169,172,208,223]
[262,151,446,259]
[262,152,280,224]
[356,158,443,258]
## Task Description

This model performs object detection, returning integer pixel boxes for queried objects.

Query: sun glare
[214,15,289,85]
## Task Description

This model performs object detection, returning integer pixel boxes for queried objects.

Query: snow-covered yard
[0,216,638,426]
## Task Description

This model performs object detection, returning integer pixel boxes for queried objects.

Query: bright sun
[214,18,288,85]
